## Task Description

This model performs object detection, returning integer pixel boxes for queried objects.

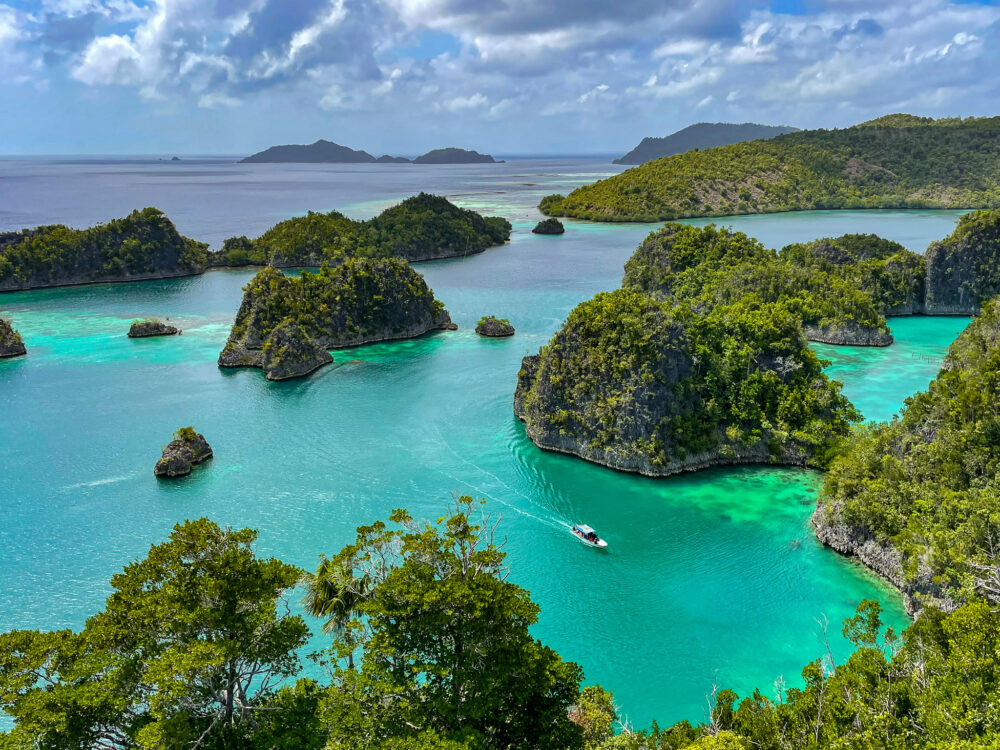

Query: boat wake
[430,423,569,533]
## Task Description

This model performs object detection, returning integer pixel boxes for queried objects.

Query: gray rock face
[260,319,334,381]
[811,505,957,617]
[802,322,893,346]
[923,210,1000,314]
[475,317,515,337]
[532,218,565,235]
[128,320,179,338]
[154,429,213,478]
[0,318,26,358]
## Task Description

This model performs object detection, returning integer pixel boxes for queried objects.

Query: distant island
[239,141,499,164]
[240,140,380,163]
[413,148,498,164]
[613,122,799,165]
[542,114,1000,221]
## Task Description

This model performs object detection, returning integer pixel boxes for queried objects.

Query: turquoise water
[0,159,972,728]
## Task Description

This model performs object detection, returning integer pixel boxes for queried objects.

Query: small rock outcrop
[260,319,334,381]
[220,259,454,379]
[413,147,497,164]
[154,427,213,478]
[128,319,179,338]
[532,218,565,235]
[475,316,515,337]
[0,318,26,358]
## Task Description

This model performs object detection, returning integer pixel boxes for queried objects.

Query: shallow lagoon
[0,158,971,727]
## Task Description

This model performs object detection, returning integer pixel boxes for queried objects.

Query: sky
[1,0,999,155]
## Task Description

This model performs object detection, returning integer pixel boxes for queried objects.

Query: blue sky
[1,0,999,154]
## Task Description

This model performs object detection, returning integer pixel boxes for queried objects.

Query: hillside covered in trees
[542,115,1000,221]
[622,225,905,346]
[211,193,512,267]
[0,208,208,291]
[613,122,799,165]
[814,296,1000,614]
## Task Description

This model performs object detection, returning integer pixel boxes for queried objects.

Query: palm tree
[302,556,369,668]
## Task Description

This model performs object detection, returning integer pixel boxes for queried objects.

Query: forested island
[413,147,498,164]
[613,122,799,165]
[0,208,207,291]
[210,193,512,267]
[815,295,1000,614]
[240,139,382,163]
[0,196,511,292]
[219,259,454,380]
[542,114,1000,221]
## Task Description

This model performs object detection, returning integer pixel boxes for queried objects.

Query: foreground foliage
[0,502,585,750]
[586,599,1000,750]
[0,519,307,749]
[543,115,1000,221]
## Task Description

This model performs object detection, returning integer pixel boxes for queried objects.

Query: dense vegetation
[622,224,895,344]
[543,115,1000,221]
[515,287,859,475]
[814,296,1000,610]
[925,209,1000,313]
[781,233,925,315]
[0,502,584,749]
[4,502,1000,749]
[613,122,799,165]
[219,258,453,376]
[211,194,511,267]
[0,208,207,291]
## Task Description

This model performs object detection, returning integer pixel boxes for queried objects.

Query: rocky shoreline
[810,507,956,617]
[803,323,893,346]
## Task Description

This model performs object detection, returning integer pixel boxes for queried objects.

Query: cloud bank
[3,0,1000,152]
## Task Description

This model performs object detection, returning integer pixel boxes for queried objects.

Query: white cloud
[441,92,487,111]
[0,4,42,83]
[71,32,141,85]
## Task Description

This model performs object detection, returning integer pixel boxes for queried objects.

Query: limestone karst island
[5,3,1000,749]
